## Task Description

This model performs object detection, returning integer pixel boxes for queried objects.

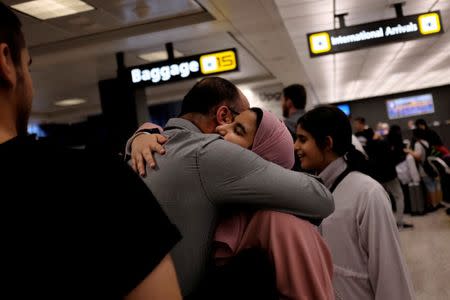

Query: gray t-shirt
[139,118,334,296]
[284,109,305,137]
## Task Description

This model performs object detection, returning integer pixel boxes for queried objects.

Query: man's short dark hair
[180,77,240,116]
[414,118,428,129]
[0,2,25,67]
[283,84,306,110]
[354,117,366,124]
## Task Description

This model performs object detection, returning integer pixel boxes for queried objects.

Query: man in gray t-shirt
[280,84,307,137]
[129,77,334,297]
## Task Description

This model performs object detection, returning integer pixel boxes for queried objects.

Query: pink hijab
[251,109,295,170]
[214,109,294,259]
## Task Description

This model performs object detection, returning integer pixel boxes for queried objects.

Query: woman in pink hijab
[215,108,334,300]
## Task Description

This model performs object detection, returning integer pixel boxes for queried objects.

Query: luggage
[434,177,443,206]
[408,183,426,215]
[428,156,450,206]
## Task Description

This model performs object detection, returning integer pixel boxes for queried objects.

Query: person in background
[388,125,422,215]
[348,114,367,157]
[280,83,307,170]
[280,83,307,137]
[352,133,367,157]
[384,125,414,228]
[414,119,449,157]
[353,116,374,149]
[406,128,439,208]
[295,105,415,300]
[0,3,182,299]
[365,127,413,229]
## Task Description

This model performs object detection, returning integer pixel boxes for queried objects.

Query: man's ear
[216,105,232,125]
[0,44,16,87]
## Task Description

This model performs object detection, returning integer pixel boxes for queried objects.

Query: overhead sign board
[126,48,238,87]
[307,11,443,57]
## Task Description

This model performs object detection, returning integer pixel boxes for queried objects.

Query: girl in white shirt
[294,105,415,300]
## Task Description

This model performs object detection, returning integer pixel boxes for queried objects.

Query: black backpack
[418,141,438,178]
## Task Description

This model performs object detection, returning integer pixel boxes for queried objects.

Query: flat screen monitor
[386,93,434,120]
[27,123,47,138]
[337,104,351,116]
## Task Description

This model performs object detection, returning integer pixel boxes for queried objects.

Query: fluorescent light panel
[11,0,94,20]
[138,50,184,63]
[54,98,86,107]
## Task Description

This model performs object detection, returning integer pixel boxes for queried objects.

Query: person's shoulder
[344,171,384,194]
[344,172,391,213]
[164,126,221,146]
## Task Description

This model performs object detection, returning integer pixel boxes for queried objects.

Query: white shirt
[413,139,429,177]
[352,134,367,157]
[320,157,415,300]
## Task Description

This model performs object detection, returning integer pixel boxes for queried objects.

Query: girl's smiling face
[294,125,328,172]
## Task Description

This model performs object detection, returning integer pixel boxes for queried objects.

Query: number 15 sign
[127,48,239,88]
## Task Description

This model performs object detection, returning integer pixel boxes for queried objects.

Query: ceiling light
[54,98,86,107]
[11,0,94,20]
[138,50,184,63]
[133,0,151,18]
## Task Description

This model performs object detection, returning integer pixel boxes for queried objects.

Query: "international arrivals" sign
[307,11,443,57]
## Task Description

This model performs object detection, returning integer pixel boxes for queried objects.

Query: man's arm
[198,139,334,220]
[126,254,182,300]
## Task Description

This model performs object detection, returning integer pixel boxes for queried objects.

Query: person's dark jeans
[187,248,278,300]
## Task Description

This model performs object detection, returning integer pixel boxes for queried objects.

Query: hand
[130,133,167,177]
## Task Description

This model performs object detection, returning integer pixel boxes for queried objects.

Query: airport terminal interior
[2,0,450,299]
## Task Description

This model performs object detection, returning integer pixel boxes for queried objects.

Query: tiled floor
[399,208,450,300]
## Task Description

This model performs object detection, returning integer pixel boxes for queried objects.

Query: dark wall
[32,100,183,155]
[148,100,182,128]
[338,84,450,146]
[36,115,115,152]
[98,78,139,156]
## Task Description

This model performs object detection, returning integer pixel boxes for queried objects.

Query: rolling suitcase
[408,183,425,215]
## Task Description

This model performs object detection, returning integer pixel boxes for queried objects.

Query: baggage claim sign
[127,48,238,87]
[307,12,443,57]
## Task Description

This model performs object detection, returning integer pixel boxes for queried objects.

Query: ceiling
[275,0,450,103]
[4,0,450,123]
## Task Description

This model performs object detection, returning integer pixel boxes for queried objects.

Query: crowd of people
[353,116,449,218]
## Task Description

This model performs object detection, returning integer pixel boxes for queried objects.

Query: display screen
[337,104,351,116]
[27,123,47,138]
[386,93,434,119]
